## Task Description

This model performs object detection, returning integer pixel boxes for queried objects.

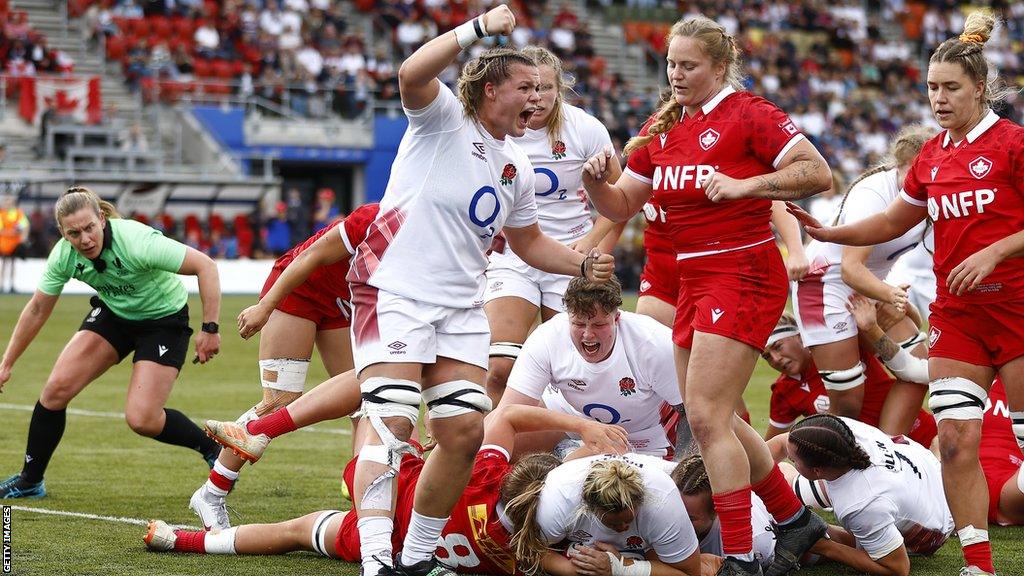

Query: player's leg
[996,356,1024,526]
[145,510,347,556]
[876,314,929,436]
[483,296,539,406]
[398,356,488,575]
[635,295,675,327]
[930,356,995,575]
[806,337,865,418]
[0,330,119,498]
[997,465,1024,526]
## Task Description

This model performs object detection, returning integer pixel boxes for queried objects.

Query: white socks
[358,516,395,573]
[400,511,448,566]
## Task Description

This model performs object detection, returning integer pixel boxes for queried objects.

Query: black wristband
[201,322,219,334]
[472,16,485,38]
[580,256,590,277]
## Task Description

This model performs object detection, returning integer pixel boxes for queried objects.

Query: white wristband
[606,553,652,576]
[454,16,488,49]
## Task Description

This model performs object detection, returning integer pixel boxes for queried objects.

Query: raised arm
[178,247,222,364]
[503,223,614,281]
[237,227,352,339]
[787,198,927,247]
[582,147,653,222]
[0,291,58,391]
[398,5,516,110]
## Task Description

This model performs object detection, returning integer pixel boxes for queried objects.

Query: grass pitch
[1,294,1021,575]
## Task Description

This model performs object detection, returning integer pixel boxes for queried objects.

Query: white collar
[942,109,999,148]
[700,85,736,115]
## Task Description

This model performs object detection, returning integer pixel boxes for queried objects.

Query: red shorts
[335,453,423,561]
[639,247,679,306]
[672,241,788,351]
[261,264,352,331]
[928,296,1024,367]
[981,450,1023,523]
[907,410,938,449]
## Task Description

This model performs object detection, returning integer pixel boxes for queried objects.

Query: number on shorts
[435,532,481,569]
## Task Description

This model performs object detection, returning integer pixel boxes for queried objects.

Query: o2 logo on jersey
[535,167,568,200]
[469,186,501,239]
[969,156,993,179]
[583,403,630,425]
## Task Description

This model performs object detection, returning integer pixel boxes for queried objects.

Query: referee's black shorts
[79,296,193,369]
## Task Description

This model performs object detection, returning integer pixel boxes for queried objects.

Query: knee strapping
[928,377,987,422]
[882,346,930,384]
[489,342,523,360]
[422,380,492,419]
[310,510,344,557]
[820,362,866,391]
[259,358,310,393]
[791,475,832,510]
[1010,410,1024,453]
[360,377,422,424]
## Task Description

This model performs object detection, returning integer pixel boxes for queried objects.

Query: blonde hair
[623,16,743,155]
[520,45,575,148]
[930,10,1012,109]
[581,459,645,516]
[55,186,120,232]
[833,124,934,225]
[456,47,537,124]
[501,453,561,575]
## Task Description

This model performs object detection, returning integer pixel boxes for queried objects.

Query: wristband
[454,15,488,49]
[580,255,593,277]
[201,322,219,334]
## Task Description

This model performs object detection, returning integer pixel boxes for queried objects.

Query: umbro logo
[388,341,407,352]
[832,321,848,331]
[969,156,992,179]
[711,308,725,323]
[472,142,486,161]
[698,129,720,151]
[567,379,587,391]
[158,345,168,357]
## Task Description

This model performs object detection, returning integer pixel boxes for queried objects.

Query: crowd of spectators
[2,7,76,92]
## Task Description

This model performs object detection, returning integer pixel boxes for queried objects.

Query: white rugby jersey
[347,84,538,308]
[507,311,682,453]
[805,168,927,282]
[511,104,612,244]
[826,418,954,560]
[535,454,700,564]
[698,496,776,568]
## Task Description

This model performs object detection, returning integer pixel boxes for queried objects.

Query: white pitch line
[8,505,201,531]
[0,403,351,436]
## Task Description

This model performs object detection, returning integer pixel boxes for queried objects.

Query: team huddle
[1,4,1022,576]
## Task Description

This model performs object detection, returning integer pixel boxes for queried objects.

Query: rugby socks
[400,511,449,566]
[959,526,994,574]
[21,401,67,483]
[712,487,754,561]
[153,408,221,459]
[358,516,395,573]
[173,529,207,553]
[206,460,239,497]
[170,527,237,554]
[752,463,804,525]
[245,407,297,439]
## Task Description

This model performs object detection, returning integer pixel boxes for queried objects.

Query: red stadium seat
[104,35,127,61]
[172,17,195,39]
[192,58,212,77]
[128,18,150,37]
[149,16,172,39]
[209,213,224,234]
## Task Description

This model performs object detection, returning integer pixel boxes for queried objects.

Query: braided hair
[788,414,871,471]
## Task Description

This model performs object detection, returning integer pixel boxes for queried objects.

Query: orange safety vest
[0,208,27,255]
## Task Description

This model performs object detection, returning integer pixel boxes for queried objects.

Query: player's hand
[874,301,907,332]
[702,170,749,202]
[699,554,725,576]
[237,302,273,340]
[570,230,602,255]
[845,293,879,332]
[581,145,614,189]
[886,283,910,313]
[784,201,834,242]
[579,420,629,455]
[569,545,613,576]
[482,4,516,36]
[786,249,809,281]
[0,364,11,393]
[584,248,615,282]
[194,331,220,364]
[947,246,1001,296]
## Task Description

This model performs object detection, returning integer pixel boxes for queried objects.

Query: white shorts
[485,249,572,312]
[540,386,670,457]
[791,272,859,348]
[350,284,490,375]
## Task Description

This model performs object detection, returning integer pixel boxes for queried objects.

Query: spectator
[310,187,337,233]
[262,201,291,256]
[119,122,150,152]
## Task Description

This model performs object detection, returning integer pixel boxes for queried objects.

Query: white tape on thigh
[791,475,832,510]
[928,377,987,422]
[820,362,866,391]
[489,342,523,360]
[422,380,492,419]
[258,358,310,393]
[882,346,930,384]
[310,510,344,557]
[360,377,422,424]
[1010,411,1024,453]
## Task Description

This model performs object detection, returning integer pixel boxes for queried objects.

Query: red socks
[208,469,234,492]
[245,407,297,438]
[713,487,753,556]
[752,464,804,523]
[963,541,994,574]
[173,530,207,553]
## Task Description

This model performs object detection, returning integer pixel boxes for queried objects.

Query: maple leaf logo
[969,156,992,179]
[44,90,81,115]
[698,128,719,151]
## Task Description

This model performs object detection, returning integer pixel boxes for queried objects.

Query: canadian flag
[18,76,102,125]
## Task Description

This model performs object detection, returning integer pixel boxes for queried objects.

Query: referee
[0,187,222,499]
